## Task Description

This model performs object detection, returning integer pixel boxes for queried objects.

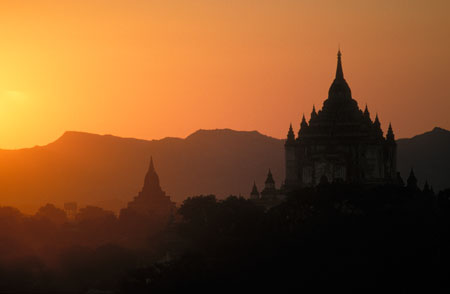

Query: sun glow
[0,0,449,149]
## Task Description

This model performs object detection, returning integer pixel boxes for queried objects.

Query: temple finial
[149,156,155,171]
[336,49,344,80]
[387,122,395,141]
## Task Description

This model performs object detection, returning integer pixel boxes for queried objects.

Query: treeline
[123,185,450,293]
[1,185,450,292]
[0,203,170,293]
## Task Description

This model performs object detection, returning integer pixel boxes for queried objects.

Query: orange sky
[0,0,449,149]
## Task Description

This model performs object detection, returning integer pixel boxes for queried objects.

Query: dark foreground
[1,184,450,293]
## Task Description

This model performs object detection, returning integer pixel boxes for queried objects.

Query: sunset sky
[0,0,449,149]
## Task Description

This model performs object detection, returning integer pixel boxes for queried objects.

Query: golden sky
[0,0,449,149]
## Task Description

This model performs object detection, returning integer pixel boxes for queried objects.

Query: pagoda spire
[336,49,344,80]
[374,113,380,124]
[310,105,317,120]
[265,169,275,190]
[149,156,155,172]
[142,156,163,195]
[328,49,352,100]
[251,181,259,194]
[364,104,371,121]
[265,169,275,184]
[286,123,295,144]
[373,113,381,128]
[301,114,308,127]
[250,180,260,199]
[298,114,309,137]
[407,168,418,190]
[387,123,395,141]
[372,114,383,137]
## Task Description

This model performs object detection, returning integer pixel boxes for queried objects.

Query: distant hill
[397,127,450,191]
[0,129,284,213]
[0,127,449,213]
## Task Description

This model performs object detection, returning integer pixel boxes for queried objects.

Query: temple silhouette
[120,157,176,224]
[284,50,399,189]
[251,50,403,201]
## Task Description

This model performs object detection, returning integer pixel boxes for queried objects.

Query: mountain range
[0,127,449,213]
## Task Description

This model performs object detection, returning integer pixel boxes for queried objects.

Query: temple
[250,169,286,208]
[284,50,398,189]
[120,157,176,222]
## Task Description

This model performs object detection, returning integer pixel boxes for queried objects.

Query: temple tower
[250,182,260,200]
[285,123,297,187]
[284,50,398,189]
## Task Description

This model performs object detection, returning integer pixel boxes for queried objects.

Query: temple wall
[285,145,298,185]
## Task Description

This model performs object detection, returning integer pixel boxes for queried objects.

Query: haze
[1,0,449,149]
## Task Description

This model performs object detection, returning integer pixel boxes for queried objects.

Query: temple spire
[373,114,383,137]
[364,104,371,121]
[142,156,163,195]
[149,156,155,172]
[328,49,351,100]
[374,113,380,125]
[298,114,309,137]
[407,168,418,190]
[266,169,274,183]
[387,123,395,142]
[286,123,295,144]
[265,169,275,188]
[250,181,260,199]
[252,181,258,191]
[310,105,317,120]
[301,114,308,127]
[336,49,344,80]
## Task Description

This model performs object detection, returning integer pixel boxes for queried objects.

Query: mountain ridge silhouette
[0,127,448,213]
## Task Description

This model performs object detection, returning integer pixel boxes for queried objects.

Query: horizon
[1,1,450,149]
[1,125,449,151]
